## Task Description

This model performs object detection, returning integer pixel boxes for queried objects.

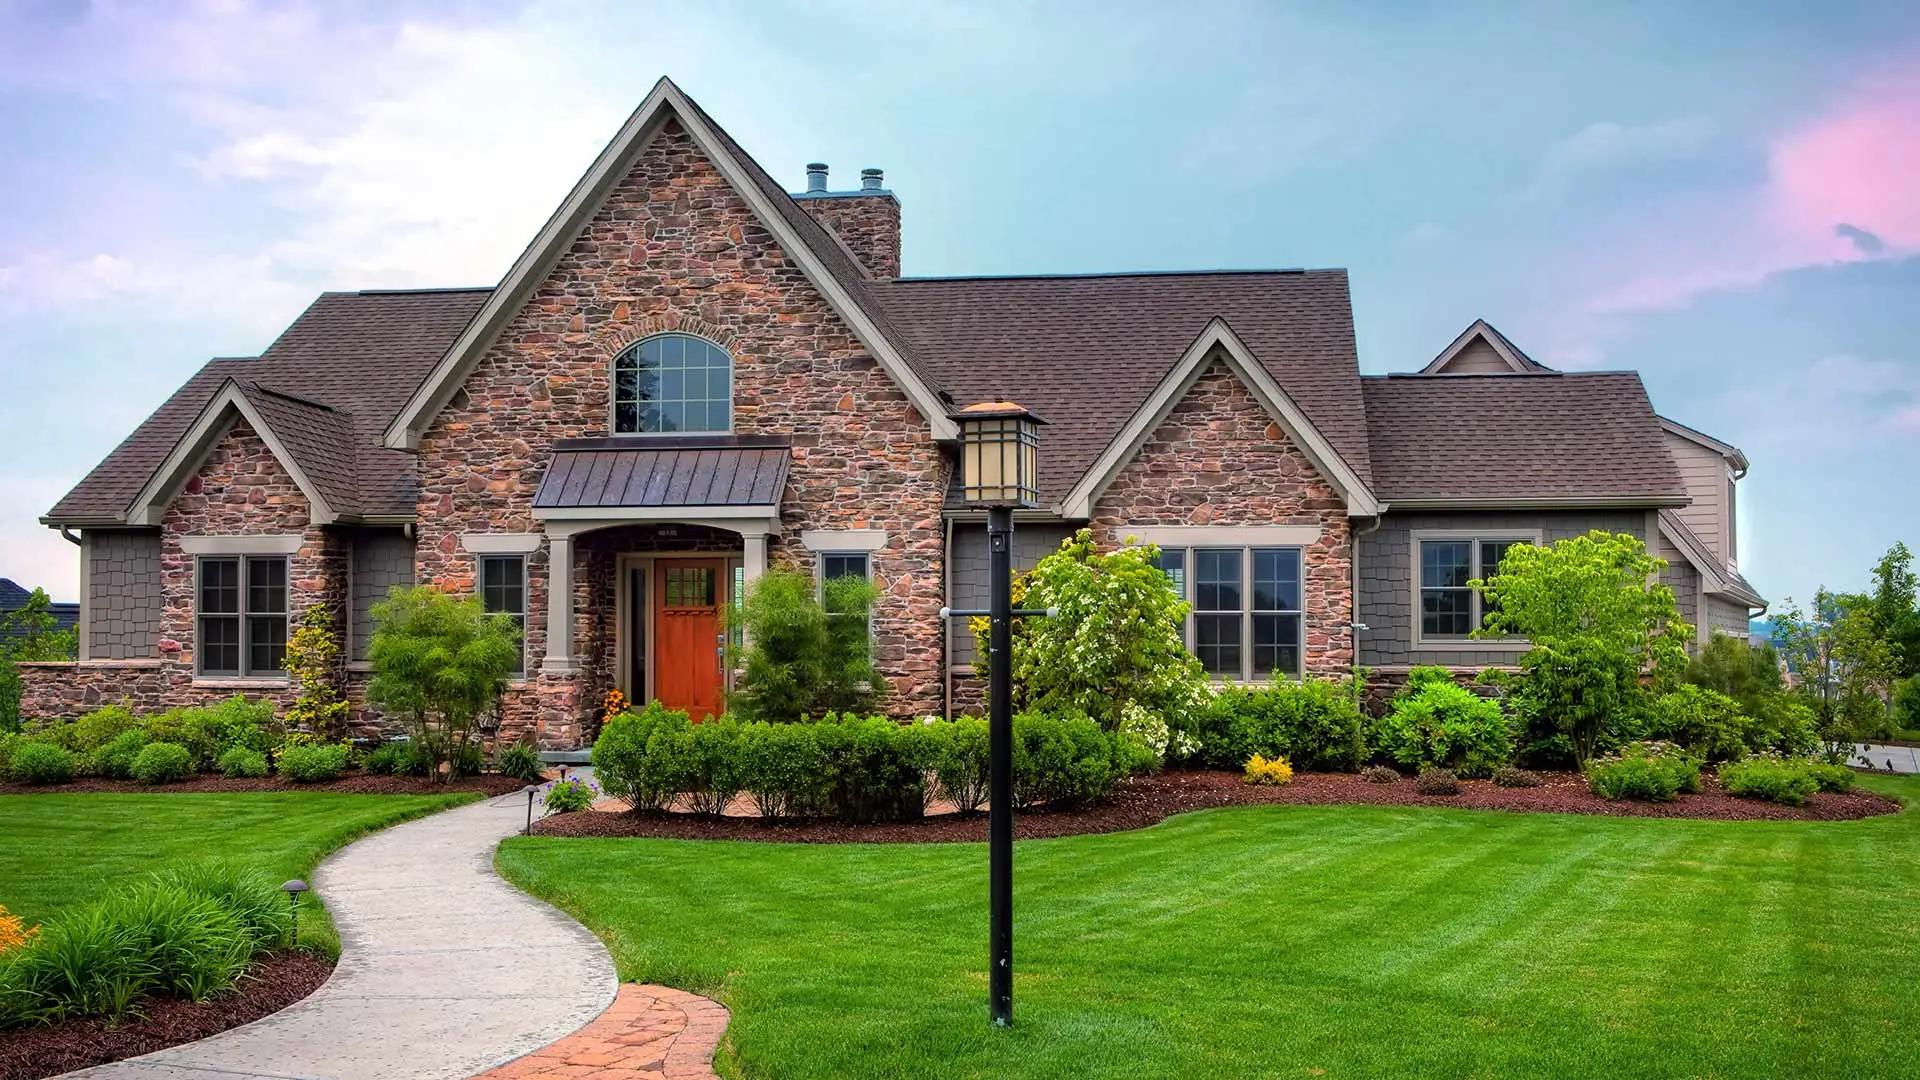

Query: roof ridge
[341,286,496,296]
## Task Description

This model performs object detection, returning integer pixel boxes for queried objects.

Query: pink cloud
[1770,75,1920,251]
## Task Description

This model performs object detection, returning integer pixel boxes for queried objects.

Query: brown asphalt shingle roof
[869,270,1374,505]
[1361,372,1685,503]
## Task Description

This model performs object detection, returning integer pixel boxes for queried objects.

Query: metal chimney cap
[860,168,884,191]
[805,163,828,193]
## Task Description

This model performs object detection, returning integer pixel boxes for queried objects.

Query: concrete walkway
[65,791,618,1080]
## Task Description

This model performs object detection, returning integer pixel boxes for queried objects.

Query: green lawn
[498,774,1920,1080]
[0,792,478,952]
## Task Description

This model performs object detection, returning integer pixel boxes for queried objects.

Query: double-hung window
[1156,545,1304,680]
[1417,537,1529,641]
[480,555,527,673]
[198,556,287,677]
[820,552,870,584]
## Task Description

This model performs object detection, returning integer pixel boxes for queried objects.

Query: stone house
[23,78,1763,747]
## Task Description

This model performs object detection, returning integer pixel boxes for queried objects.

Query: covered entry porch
[532,436,787,721]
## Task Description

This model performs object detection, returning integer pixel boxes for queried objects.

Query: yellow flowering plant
[1243,753,1294,786]
[0,904,35,953]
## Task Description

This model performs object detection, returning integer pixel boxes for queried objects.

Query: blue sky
[2,0,1917,608]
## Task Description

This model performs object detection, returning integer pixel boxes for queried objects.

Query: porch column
[544,530,575,673]
[742,530,769,586]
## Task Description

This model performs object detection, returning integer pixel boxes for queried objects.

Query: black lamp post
[281,879,309,947]
[524,784,539,835]
[948,401,1045,1028]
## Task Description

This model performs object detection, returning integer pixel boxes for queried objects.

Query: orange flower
[0,904,36,953]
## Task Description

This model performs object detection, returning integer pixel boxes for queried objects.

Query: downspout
[59,527,81,546]
[942,515,955,720]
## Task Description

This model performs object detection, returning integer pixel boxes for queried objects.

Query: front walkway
[65,792,619,1080]
[1856,743,1920,774]
[471,984,727,1080]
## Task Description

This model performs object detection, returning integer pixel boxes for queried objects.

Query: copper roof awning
[532,436,789,509]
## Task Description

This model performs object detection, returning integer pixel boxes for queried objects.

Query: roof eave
[1386,494,1691,511]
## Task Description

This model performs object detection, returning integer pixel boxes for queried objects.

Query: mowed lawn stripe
[498,775,1920,1080]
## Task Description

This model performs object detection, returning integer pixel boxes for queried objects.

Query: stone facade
[1088,357,1355,678]
[412,121,949,744]
[796,191,901,279]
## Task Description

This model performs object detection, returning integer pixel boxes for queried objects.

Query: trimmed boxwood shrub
[130,742,195,784]
[218,746,270,779]
[277,743,349,783]
[7,742,77,785]
[88,729,151,780]
[1193,677,1367,772]
[1370,668,1513,779]
[1718,757,1820,805]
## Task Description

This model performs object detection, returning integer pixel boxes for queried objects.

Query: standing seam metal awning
[532,437,790,509]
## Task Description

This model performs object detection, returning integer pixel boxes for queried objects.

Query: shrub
[88,729,151,779]
[398,742,436,777]
[1643,685,1753,762]
[0,866,289,1029]
[1748,694,1820,758]
[363,742,407,776]
[814,713,923,823]
[71,704,139,753]
[1587,742,1700,802]
[1807,762,1856,794]
[737,718,829,819]
[449,740,485,779]
[1492,766,1541,788]
[1371,674,1513,778]
[731,570,884,723]
[541,777,599,814]
[130,742,196,784]
[7,742,76,785]
[283,604,350,739]
[1202,677,1367,772]
[686,717,745,817]
[277,743,349,783]
[218,746,270,779]
[366,586,520,782]
[1718,757,1820,805]
[1243,754,1293,786]
[1415,768,1461,796]
[1360,764,1401,784]
[496,742,544,783]
[594,703,699,812]
[143,697,280,770]
[932,716,991,813]
[1012,711,1131,809]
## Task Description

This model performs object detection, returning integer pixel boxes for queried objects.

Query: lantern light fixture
[952,402,1046,509]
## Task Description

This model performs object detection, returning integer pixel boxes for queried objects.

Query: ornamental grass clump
[496,741,545,784]
[1243,754,1294,786]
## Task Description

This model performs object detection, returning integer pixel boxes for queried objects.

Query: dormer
[1660,416,1748,571]
[1417,319,1554,375]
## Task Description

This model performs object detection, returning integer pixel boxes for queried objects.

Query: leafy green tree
[0,588,78,733]
[730,569,883,722]
[1475,531,1691,767]
[365,586,521,780]
[1869,542,1920,679]
[981,529,1205,732]
[1772,589,1898,757]
[1686,632,1785,714]
[282,604,350,739]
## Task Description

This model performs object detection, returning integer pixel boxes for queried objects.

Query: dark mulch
[532,769,1903,844]
[0,952,332,1080]
[0,772,529,797]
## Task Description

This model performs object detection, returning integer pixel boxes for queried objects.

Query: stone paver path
[64,791,619,1080]
[471,984,728,1080]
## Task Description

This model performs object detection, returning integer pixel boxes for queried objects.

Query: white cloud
[1527,118,1711,197]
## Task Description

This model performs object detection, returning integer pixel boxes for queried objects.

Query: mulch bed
[0,772,529,797]
[532,769,1904,844]
[0,952,332,1080]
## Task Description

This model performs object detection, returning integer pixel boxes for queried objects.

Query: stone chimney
[793,163,902,280]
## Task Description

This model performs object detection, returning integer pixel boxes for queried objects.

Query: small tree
[980,529,1205,732]
[730,569,884,722]
[1476,531,1691,767]
[1869,542,1920,679]
[1772,589,1897,756]
[1685,631,1784,715]
[283,604,350,739]
[365,586,521,781]
[0,589,79,733]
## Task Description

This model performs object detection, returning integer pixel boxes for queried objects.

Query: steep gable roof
[1660,510,1766,608]
[1659,415,1750,473]
[381,77,955,450]
[1418,319,1553,375]
[868,269,1375,509]
[1361,371,1686,505]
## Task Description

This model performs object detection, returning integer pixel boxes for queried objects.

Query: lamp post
[948,401,1045,1028]
[524,784,539,835]
[281,879,309,947]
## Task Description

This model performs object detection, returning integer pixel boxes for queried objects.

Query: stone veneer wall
[19,420,350,723]
[795,193,902,279]
[412,121,949,747]
[1086,357,1355,678]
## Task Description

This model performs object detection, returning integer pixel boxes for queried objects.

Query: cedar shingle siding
[86,531,162,660]
[350,530,415,662]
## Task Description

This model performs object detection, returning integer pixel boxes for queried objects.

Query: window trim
[1155,543,1305,681]
[478,554,529,674]
[1409,528,1542,651]
[195,554,290,679]
[609,332,735,438]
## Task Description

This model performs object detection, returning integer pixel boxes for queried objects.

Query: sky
[1,0,1917,610]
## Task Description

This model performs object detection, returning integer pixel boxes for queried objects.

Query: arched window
[612,334,732,434]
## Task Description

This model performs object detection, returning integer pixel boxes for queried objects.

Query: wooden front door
[653,558,726,720]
